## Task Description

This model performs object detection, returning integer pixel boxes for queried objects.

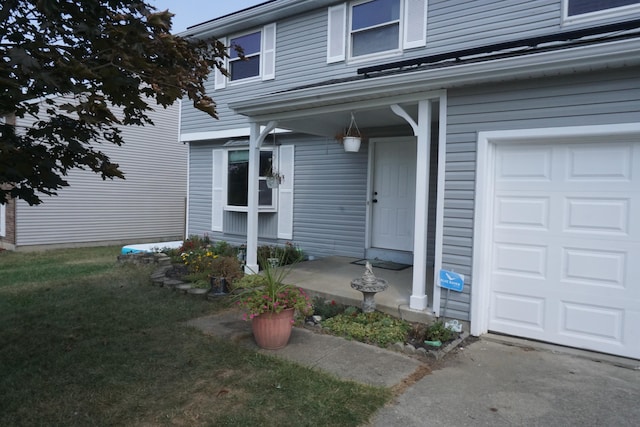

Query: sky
[150,0,267,33]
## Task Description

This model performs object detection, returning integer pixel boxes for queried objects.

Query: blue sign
[439,269,465,292]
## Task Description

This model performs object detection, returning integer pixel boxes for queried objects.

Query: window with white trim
[226,148,276,210]
[327,0,426,63]
[351,0,401,57]
[564,0,640,22]
[229,31,261,81]
[214,23,276,89]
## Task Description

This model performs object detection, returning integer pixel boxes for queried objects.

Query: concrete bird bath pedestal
[351,262,388,313]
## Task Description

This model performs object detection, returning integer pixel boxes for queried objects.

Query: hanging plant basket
[266,176,280,188]
[343,136,361,152]
[340,112,362,153]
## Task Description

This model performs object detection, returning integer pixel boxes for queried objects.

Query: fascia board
[230,37,640,117]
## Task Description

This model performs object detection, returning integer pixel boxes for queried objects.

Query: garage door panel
[564,197,630,236]
[559,301,624,343]
[493,243,547,279]
[488,138,640,359]
[491,292,545,331]
[566,143,633,182]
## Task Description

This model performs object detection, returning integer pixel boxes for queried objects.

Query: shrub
[257,242,303,269]
[312,296,347,320]
[210,256,243,284]
[424,321,456,342]
[322,311,412,348]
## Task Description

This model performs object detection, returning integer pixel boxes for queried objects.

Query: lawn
[0,246,389,426]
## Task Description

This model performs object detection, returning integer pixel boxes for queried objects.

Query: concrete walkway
[372,339,640,426]
[188,309,640,426]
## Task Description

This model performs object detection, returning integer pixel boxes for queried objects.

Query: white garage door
[488,138,640,359]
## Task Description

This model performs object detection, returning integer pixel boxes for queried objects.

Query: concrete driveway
[372,338,640,426]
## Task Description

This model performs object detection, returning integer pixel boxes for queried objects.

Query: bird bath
[351,262,388,313]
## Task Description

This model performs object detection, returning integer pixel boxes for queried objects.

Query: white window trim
[328,0,427,65]
[347,0,404,63]
[223,147,278,213]
[228,29,263,85]
[562,0,640,25]
[219,23,277,86]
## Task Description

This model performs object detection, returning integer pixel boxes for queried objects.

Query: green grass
[0,247,389,426]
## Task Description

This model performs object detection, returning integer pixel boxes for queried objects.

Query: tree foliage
[0,0,226,205]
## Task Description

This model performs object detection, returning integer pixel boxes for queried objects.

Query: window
[215,23,276,89]
[564,0,640,22]
[229,31,261,81]
[226,149,275,210]
[351,0,401,57]
[327,0,426,63]
[568,0,640,16]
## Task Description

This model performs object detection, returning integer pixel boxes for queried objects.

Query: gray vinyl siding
[292,135,368,258]
[187,133,369,258]
[15,102,185,247]
[178,0,636,135]
[442,67,640,320]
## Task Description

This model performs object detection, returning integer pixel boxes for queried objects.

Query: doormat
[352,259,411,271]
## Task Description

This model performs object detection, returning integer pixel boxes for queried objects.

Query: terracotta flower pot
[251,308,295,350]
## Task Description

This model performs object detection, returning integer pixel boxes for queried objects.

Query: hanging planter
[265,169,284,189]
[342,136,361,153]
[337,112,363,153]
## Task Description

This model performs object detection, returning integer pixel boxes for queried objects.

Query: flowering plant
[233,252,312,321]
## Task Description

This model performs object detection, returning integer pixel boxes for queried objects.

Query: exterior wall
[0,197,16,249]
[443,66,640,320]
[13,102,185,248]
[181,0,640,135]
[187,133,369,258]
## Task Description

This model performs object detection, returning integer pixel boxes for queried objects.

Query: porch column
[412,100,431,310]
[245,121,278,274]
[391,100,431,311]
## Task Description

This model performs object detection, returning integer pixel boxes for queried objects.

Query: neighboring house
[0,100,186,250]
[180,0,640,359]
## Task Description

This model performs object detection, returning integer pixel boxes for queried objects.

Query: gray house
[1,100,185,250]
[181,0,640,359]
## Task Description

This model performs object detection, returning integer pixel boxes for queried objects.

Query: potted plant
[265,168,284,188]
[233,252,313,349]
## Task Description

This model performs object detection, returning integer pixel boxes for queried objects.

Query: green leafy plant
[322,311,412,348]
[424,321,456,343]
[257,242,303,269]
[312,296,347,320]
[234,252,312,321]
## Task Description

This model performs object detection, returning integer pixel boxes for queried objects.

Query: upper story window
[351,0,401,58]
[327,0,427,64]
[229,31,261,81]
[564,0,640,23]
[214,23,276,89]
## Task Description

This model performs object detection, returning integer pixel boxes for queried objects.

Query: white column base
[410,294,428,311]
[244,264,259,275]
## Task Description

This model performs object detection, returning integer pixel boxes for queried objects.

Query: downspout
[245,120,278,274]
[390,101,431,311]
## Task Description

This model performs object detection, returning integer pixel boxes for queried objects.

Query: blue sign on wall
[439,269,465,292]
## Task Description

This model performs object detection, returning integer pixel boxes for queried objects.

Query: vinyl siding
[177,0,639,135]
[15,102,185,247]
[187,133,369,257]
[443,67,640,320]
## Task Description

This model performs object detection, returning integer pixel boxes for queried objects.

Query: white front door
[371,139,417,252]
[487,138,640,359]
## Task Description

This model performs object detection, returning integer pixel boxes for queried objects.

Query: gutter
[230,37,640,118]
